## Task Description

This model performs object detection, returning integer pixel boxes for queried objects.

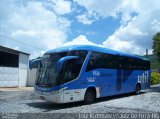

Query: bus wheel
[135,84,141,95]
[84,89,95,104]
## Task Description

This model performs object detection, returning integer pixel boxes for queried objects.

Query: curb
[0,87,34,91]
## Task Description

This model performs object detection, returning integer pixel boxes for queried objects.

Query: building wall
[18,53,29,87]
[0,53,29,87]
[27,68,37,86]
[0,67,19,87]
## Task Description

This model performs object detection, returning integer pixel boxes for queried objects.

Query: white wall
[18,53,29,87]
[0,67,19,87]
[27,68,37,86]
[0,52,29,87]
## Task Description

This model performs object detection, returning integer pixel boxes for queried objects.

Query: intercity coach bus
[32,45,150,104]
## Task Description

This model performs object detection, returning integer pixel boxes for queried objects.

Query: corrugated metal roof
[0,45,30,55]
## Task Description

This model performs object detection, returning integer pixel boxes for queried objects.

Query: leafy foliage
[143,55,160,69]
[151,72,160,85]
[153,32,160,62]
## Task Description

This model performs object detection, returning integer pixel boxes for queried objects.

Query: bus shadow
[27,92,145,112]
[94,92,145,104]
[27,101,84,112]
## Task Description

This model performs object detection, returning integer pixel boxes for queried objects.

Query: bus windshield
[35,50,88,87]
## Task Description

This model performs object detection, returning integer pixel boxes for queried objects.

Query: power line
[0,34,46,51]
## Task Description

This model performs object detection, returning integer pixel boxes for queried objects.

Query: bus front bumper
[35,90,64,103]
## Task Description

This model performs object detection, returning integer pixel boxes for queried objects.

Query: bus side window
[116,56,125,69]
[63,59,82,83]
[86,52,101,71]
[86,52,117,71]
[147,61,150,70]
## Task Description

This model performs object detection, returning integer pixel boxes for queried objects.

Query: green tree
[153,32,160,62]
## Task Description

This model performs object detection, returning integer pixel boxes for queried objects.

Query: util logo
[137,71,149,83]
[93,70,100,76]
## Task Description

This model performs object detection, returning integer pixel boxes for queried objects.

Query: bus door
[62,58,82,102]
[116,57,123,92]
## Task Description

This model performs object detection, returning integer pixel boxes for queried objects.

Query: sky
[0,0,160,59]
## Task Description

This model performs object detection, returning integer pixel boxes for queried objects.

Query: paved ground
[0,85,160,119]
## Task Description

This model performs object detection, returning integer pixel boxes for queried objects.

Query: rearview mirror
[30,59,41,70]
[56,56,79,72]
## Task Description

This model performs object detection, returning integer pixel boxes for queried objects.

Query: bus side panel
[82,69,132,98]
[121,70,135,94]
[100,69,117,97]
[77,69,151,100]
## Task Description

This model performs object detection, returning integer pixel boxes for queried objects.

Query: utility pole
[146,49,148,58]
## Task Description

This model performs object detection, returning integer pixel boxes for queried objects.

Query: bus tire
[84,89,96,104]
[135,84,141,95]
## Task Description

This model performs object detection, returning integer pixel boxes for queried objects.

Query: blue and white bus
[32,45,150,104]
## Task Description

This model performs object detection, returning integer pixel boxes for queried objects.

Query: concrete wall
[18,53,29,87]
[27,68,37,87]
[0,53,29,87]
[0,67,19,87]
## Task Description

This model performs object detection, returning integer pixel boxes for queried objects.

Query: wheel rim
[85,90,95,103]
[136,85,140,94]
[88,92,93,101]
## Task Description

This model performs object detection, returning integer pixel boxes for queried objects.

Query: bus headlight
[50,90,59,94]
